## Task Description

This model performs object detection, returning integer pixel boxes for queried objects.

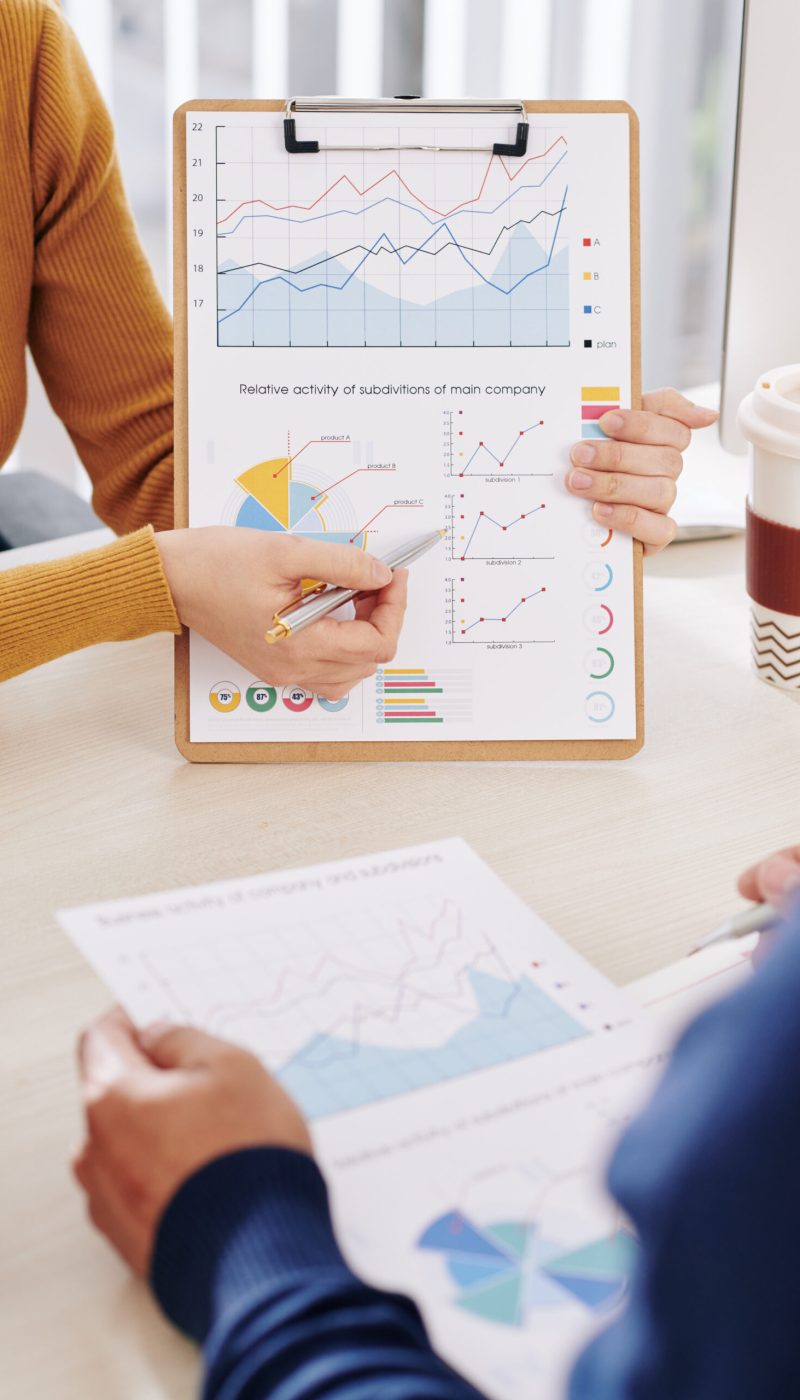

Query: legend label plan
[184,108,636,743]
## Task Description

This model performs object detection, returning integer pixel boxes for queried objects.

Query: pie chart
[418,1210,636,1328]
[234,457,366,548]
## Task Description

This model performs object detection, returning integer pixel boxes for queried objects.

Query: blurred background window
[12,0,744,490]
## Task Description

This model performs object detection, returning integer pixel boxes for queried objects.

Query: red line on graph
[217,137,568,226]
[350,502,423,541]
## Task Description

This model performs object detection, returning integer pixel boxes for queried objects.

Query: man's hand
[73,1009,311,1277]
[738,846,800,906]
[567,388,719,554]
[156,528,408,701]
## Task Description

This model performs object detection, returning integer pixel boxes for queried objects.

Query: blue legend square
[584,305,592,314]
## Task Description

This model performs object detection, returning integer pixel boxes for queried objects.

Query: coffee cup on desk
[738,364,800,697]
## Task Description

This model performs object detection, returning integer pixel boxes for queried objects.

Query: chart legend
[581,386,621,438]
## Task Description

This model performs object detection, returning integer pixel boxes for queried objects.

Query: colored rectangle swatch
[581,404,616,420]
[581,387,621,402]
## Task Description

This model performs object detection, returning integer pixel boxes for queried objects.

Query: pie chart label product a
[209,682,241,713]
[282,685,314,713]
[246,683,278,713]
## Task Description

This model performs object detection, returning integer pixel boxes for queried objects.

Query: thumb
[278,537,391,591]
[137,1020,235,1070]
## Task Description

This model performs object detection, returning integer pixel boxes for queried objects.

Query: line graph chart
[77,892,587,1121]
[444,410,551,478]
[215,123,570,347]
[447,578,554,646]
[447,495,554,561]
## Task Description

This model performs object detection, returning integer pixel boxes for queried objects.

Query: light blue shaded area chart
[418,1212,637,1328]
[219,227,569,348]
[277,970,587,1119]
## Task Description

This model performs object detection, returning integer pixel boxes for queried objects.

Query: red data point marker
[502,526,507,531]
[542,587,547,592]
[521,514,526,519]
[479,441,484,446]
[480,617,485,622]
[499,462,505,467]
[502,617,507,622]
[519,430,524,436]
[460,598,464,602]
[480,510,484,516]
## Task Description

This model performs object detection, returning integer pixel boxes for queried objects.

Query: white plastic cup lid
[738,364,800,460]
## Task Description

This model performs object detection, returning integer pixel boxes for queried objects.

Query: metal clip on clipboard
[283,96,529,158]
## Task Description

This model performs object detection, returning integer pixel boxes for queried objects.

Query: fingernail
[593,503,614,518]
[571,443,596,466]
[369,560,392,586]
[570,470,594,491]
[601,412,624,434]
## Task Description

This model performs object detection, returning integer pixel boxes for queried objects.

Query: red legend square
[582,237,591,246]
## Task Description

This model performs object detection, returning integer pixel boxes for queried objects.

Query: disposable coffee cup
[738,364,800,696]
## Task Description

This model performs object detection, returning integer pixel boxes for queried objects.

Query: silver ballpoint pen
[689,901,781,956]
[264,529,445,644]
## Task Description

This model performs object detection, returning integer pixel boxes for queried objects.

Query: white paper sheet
[182,110,637,743]
[59,838,672,1398]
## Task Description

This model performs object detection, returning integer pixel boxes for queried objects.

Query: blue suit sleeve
[151,1147,486,1400]
[570,907,800,1399]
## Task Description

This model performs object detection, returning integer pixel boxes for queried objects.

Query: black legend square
[583,339,593,348]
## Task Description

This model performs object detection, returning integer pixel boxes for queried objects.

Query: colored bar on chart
[383,668,426,675]
[581,423,608,439]
[581,386,620,402]
[581,404,617,420]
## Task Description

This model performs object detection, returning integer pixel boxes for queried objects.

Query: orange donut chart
[209,682,241,713]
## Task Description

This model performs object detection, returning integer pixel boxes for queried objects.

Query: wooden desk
[1,534,798,1398]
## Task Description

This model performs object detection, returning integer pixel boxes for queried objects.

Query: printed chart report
[59,839,662,1399]
[183,108,636,743]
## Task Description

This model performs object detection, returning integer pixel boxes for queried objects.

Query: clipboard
[174,97,642,763]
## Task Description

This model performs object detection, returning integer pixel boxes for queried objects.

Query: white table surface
[1,531,799,1399]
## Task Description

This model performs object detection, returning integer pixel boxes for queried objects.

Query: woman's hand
[156,528,407,700]
[73,1009,312,1277]
[567,388,719,554]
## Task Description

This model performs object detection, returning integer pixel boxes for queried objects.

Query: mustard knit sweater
[0,0,181,681]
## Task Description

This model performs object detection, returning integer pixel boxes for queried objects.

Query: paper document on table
[59,839,665,1399]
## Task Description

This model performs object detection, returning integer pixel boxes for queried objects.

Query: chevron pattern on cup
[751,608,800,687]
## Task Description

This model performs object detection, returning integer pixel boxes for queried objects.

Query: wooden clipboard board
[174,99,642,763]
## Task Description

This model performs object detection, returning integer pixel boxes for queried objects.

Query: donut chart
[209,682,241,713]
[282,685,314,713]
[234,456,366,548]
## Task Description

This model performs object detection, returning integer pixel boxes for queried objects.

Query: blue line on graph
[461,505,545,557]
[459,422,544,476]
[461,588,545,634]
[218,190,568,325]
[217,152,568,239]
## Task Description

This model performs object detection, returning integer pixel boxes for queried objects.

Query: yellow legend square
[583,271,592,281]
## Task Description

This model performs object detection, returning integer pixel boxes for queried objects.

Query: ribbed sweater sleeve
[26,0,174,534]
[0,527,179,681]
[152,1148,486,1400]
